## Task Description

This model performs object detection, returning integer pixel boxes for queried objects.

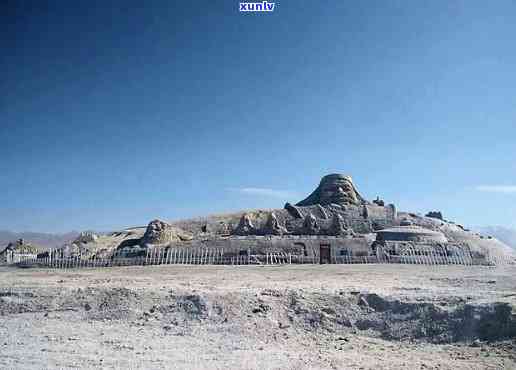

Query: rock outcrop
[74,231,99,244]
[141,219,191,246]
[300,213,320,235]
[284,202,303,219]
[262,212,288,235]
[296,174,367,207]
[328,213,347,236]
[2,239,39,254]
[233,214,256,236]
[425,211,443,220]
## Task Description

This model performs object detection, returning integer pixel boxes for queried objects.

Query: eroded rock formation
[328,213,348,236]
[229,173,395,237]
[234,214,256,236]
[301,213,320,235]
[74,231,99,244]
[262,212,288,235]
[141,219,191,245]
[284,202,303,219]
[296,174,366,207]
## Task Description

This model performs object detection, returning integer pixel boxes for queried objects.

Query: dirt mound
[352,293,516,343]
[1,286,514,345]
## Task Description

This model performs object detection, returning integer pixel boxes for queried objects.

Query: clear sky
[1,1,515,233]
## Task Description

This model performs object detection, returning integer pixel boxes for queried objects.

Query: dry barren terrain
[0,264,515,369]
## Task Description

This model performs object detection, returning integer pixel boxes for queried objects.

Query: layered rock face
[296,174,367,207]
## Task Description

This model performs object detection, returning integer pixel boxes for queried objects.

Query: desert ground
[0,264,515,370]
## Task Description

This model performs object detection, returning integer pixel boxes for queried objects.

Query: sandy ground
[0,264,515,369]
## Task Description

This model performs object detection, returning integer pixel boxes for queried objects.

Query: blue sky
[1,1,515,232]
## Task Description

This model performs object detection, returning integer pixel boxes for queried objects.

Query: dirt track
[0,264,515,369]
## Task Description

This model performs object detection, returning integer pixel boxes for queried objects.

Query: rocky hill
[42,173,512,266]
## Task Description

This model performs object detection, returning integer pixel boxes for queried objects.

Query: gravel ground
[0,264,515,369]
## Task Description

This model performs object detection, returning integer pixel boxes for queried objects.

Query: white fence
[11,246,511,269]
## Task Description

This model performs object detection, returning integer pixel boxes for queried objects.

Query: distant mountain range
[0,230,79,250]
[477,226,516,251]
